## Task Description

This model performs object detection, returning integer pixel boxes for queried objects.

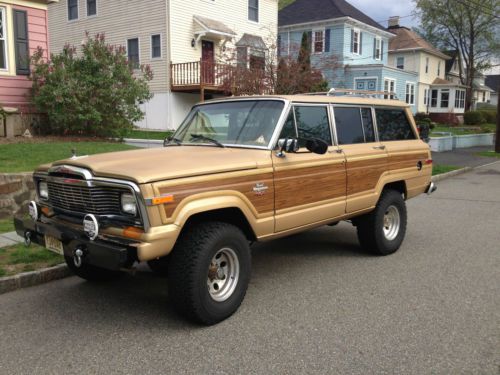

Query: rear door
[375,107,431,197]
[272,104,346,232]
[332,105,388,213]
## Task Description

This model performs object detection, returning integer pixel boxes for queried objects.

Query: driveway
[1,162,499,374]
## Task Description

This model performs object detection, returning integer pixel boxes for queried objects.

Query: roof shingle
[388,27,450,60]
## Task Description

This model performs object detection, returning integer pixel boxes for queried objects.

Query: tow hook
[73,247,85,268]
[24,231,32,247]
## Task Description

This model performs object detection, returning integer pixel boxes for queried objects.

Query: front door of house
[201,40,214,85]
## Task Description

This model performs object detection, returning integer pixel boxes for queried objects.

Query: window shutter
[381,40,384,61]
[373,39,376,58]
[307,31,312,51]
[359,32,363,55]
[14,10,29,76]
[350,29,354,53]
[325,29,330,53]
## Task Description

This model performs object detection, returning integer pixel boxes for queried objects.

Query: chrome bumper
[426,182,437,195]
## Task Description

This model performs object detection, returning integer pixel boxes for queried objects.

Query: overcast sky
[347,0,420,28]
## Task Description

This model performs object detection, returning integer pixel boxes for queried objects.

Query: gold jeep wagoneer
[15,93,436,325]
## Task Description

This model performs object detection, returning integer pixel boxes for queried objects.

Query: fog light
[38,181,48,200]
[83,214,99,241]
[121,193,137,216]
[28,201,39,221]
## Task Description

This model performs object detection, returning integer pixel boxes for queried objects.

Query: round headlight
[39,181,48,200]
[121,193,137,216]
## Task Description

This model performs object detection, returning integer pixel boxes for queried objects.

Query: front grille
[47,181,130,216]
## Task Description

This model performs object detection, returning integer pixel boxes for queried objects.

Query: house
[278,0,419,113]
[485,75,499,106]
[387,19,467,124]
[47,0,278,130]
[471,73,494,109]
[0,0,52,137]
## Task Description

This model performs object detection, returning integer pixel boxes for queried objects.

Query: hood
[48,146,272,184]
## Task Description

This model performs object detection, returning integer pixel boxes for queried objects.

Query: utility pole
[496,81,500,153]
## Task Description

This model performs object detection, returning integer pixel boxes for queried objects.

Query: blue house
[278,0,418,112]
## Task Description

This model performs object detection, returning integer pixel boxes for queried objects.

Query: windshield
[173,100,285,148]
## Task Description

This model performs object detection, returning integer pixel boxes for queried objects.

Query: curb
[0,264,71,295]
[431,167,473,182]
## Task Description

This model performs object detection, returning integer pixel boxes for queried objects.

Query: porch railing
[170,60,235,89]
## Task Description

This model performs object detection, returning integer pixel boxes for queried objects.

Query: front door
[332,105,388,213]
[273,104,347,232]
[201,40,214,84]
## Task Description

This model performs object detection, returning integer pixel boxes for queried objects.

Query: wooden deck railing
[170,60,235,89]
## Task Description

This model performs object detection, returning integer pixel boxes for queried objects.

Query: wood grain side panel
[346,157,386,196]
[388,152,428,171]
[274,163,346,210]
[158,173,274,217]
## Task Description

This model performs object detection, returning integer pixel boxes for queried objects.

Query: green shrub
[479,110,497,124]
[30,33,153,137]
[464,111,486,125]
[414,112,432,124]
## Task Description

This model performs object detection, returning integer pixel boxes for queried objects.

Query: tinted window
[335,107,363,144]
[279,111,296,139]
[295,106,332,147]
[375,108,416,141]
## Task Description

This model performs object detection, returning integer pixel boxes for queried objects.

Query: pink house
[0,0,52,136]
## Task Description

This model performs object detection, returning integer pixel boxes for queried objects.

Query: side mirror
[278,138,300,153]
[163,137,171,147]
[305,138,329,155]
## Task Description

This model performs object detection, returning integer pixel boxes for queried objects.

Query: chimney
[388,16,400,29]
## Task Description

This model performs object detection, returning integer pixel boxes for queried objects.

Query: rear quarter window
[375,108,416,141]
[334,107,375,144]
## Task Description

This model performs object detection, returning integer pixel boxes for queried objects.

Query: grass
[431,123,496,137]
[433,165,460,176]
[0,141,138,173]
[0,218,14,234]
[125,129,172,140]
[476,151,500,158]
[0,243,63,277]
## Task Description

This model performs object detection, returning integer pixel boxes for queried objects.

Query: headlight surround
[38,181,49,200]
[121,193,137,216]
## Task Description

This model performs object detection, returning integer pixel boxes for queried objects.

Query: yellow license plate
[45,235,63,255]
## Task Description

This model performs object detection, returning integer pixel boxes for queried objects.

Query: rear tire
[167,222,251,325]
[356,189,407,256]
[64,256,122,282]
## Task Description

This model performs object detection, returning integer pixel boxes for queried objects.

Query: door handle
[373,145,386,150]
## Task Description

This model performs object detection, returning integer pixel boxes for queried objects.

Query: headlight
[121,193,137,216]
[39,181,48,200]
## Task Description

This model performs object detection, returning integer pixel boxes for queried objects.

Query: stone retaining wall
[0,173,35,220]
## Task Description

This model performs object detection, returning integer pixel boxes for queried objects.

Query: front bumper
[425,182,437,195]
[15,216,137,271]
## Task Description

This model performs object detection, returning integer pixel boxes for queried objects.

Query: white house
[47,0,278,130]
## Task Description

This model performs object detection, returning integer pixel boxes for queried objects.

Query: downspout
[166,0,172,130]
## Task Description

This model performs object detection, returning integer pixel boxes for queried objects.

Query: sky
[347,0,420,28]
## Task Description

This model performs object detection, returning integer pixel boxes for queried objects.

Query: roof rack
[301,88,399,100]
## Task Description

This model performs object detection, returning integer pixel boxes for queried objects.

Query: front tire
[356,189,407,256]
[64,256,122,282]
[167,222,251,325]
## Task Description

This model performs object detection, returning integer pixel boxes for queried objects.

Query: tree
[30,33,153,137]
[414,0,500,110]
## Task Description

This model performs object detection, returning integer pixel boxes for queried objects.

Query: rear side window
[334,107,375,144]
[375,108,416,141]
[279,105,332,147]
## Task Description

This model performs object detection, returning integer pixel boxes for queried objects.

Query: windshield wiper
[190,134,225,148]
[164,136,183,147]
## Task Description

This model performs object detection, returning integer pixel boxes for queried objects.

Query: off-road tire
[167,222,251,325]
[64,256,122,282]
[356,189,407,256]
[147,256,170,276]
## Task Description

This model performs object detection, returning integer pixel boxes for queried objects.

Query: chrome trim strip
[48,165,93,180]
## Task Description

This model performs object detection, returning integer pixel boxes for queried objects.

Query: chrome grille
[47,181,129,216]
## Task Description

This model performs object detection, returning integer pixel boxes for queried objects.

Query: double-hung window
[87,0,97,17]
[313,30,324,53]
[405,83,415,105]
[425,57,429,73]
[431,90,438,107]
[0,7,7,70]
[352,29,360,54]
[455,90,465,108]
[440,89,449,108]
[374,38,381,60]
[248,0,258,22]
[396,56,404,69]
[127,38,139,68]
[68,0,78,20]
[384,78,395,99]
[151,34,161,59]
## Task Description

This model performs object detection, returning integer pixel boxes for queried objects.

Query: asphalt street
[1,162,499,374]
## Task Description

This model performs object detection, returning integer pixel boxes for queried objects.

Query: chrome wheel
[207,247,240,302]
[383,205,400,241]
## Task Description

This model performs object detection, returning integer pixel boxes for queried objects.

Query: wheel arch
[383,180,408,199]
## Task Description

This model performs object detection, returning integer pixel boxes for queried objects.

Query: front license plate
[45,235,63,255]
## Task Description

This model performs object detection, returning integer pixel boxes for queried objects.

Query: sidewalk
[432,146,496,168]
[0,231,23,248]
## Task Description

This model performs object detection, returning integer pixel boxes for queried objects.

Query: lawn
[431,123,496,137]
[476,151,500,158]
[0,243,63,277]
[0,218,14,234]
[125,129,172,140]
[433,165,460,176]
[0,141,138,173]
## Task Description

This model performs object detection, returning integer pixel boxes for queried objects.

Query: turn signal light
[123,226,144,240]
[152,195,174,205]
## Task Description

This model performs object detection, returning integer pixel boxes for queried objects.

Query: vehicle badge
[253,182,268,196]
